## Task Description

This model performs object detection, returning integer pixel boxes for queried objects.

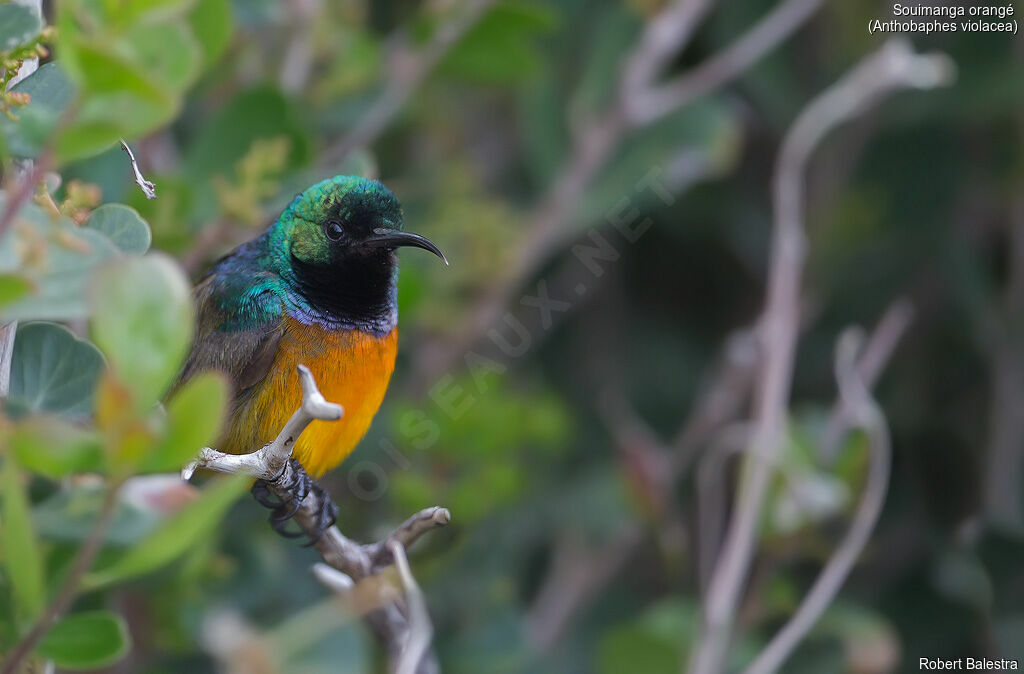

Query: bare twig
[184,365,448,674]
[7,0,41,89]
[742,328,892,674]
[418,0,829,386]
[696,301,911,597]
[0,321,17,397]
[626,0,829,126]
[696,423,752,596]
[119,140,157,200]
[320,0,496,167]
[688,41,954,674]
[0,152,51,240]
[524,327,758,650]
[620,0,716,104]
[820,298,913,460]
[183,364,342,481]
[389,541,433,674]
[1,482,123,674]
[524,526,644,650]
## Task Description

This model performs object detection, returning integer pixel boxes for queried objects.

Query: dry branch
[119,140,157,200]
[184,365,449,674]
[687,40,953,674]
[320,0,496,167]
[418,0,830,386]
[742,328,892,674]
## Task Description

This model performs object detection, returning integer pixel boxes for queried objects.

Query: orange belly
[222,317,398,477]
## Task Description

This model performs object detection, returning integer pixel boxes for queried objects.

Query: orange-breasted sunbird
[176,176,446,520]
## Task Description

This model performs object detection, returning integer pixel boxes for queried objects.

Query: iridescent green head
[274,175,445,267]
[267,176,446,331]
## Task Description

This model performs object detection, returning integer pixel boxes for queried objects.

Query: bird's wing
[175,272,286,403]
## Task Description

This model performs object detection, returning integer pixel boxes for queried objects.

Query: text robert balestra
[920,658,1019,671]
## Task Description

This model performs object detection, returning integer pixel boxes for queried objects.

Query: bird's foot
[250,458,338,545]
[304,481,339,546]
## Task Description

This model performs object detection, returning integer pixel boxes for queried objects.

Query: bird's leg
[251,458,337,544]
[303,482,339,546]
[250,478,282,509]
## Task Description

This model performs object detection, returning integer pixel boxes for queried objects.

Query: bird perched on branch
[176,176,446,537]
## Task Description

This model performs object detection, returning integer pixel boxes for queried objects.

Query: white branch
[626,0,829,126]
[687,40,954,674]
[182,364,343,481]
[119,139,157,200]
[390,541,433,674]
[312,563,355,595]
[742,328,891,674]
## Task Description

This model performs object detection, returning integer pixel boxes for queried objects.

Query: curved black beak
[364,228,448,266]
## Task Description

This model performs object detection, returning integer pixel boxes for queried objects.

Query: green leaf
[71,42,171,105]
[0,274,32,307]
[184,86,312,181]
[108,0,195,26]
[187,0,233,68]
[36,611,130,669]
[89,254,193,409]
[1,455,46,624]
[82,476,248,590]
[0,198,121,321]
[0,3,41,52]
[32,484,160,545]
[140,373,227,473]
[0,63,76,159]
[599,600,697,674]
[84,204,152,255]
[439,1,557,84]
[9,321,106,419]
[53,43,179,162]
[11,418,106,479]
[118,21,201,93]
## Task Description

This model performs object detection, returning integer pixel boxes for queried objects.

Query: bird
[176,175,446,536]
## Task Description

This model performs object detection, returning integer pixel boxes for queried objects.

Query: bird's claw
[250,459,337,545]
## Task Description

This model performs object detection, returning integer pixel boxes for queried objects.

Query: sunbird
[176,176,446,532]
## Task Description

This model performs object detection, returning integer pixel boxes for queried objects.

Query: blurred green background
[0,0,1022,672]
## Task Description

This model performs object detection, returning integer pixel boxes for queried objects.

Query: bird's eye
[324,220,345,242]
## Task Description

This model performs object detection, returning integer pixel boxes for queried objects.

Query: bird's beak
[364,228,449,266]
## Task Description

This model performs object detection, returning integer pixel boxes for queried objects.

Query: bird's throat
[287,254,398,336]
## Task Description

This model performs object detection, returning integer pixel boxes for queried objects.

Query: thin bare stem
[688,40,954,674]
[741,329,892,674]
[182,364,343,481]
[419,0,827,386]
[627,0,829,126]
[119,140,156,200]
[0,152,50,240]
[320,0,495,167]
[389,541,433,674]
[1,481,122,674]
[820,298,913,460]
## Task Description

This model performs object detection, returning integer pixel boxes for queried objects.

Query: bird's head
[270,175,446,331]
[279,175,446,268]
